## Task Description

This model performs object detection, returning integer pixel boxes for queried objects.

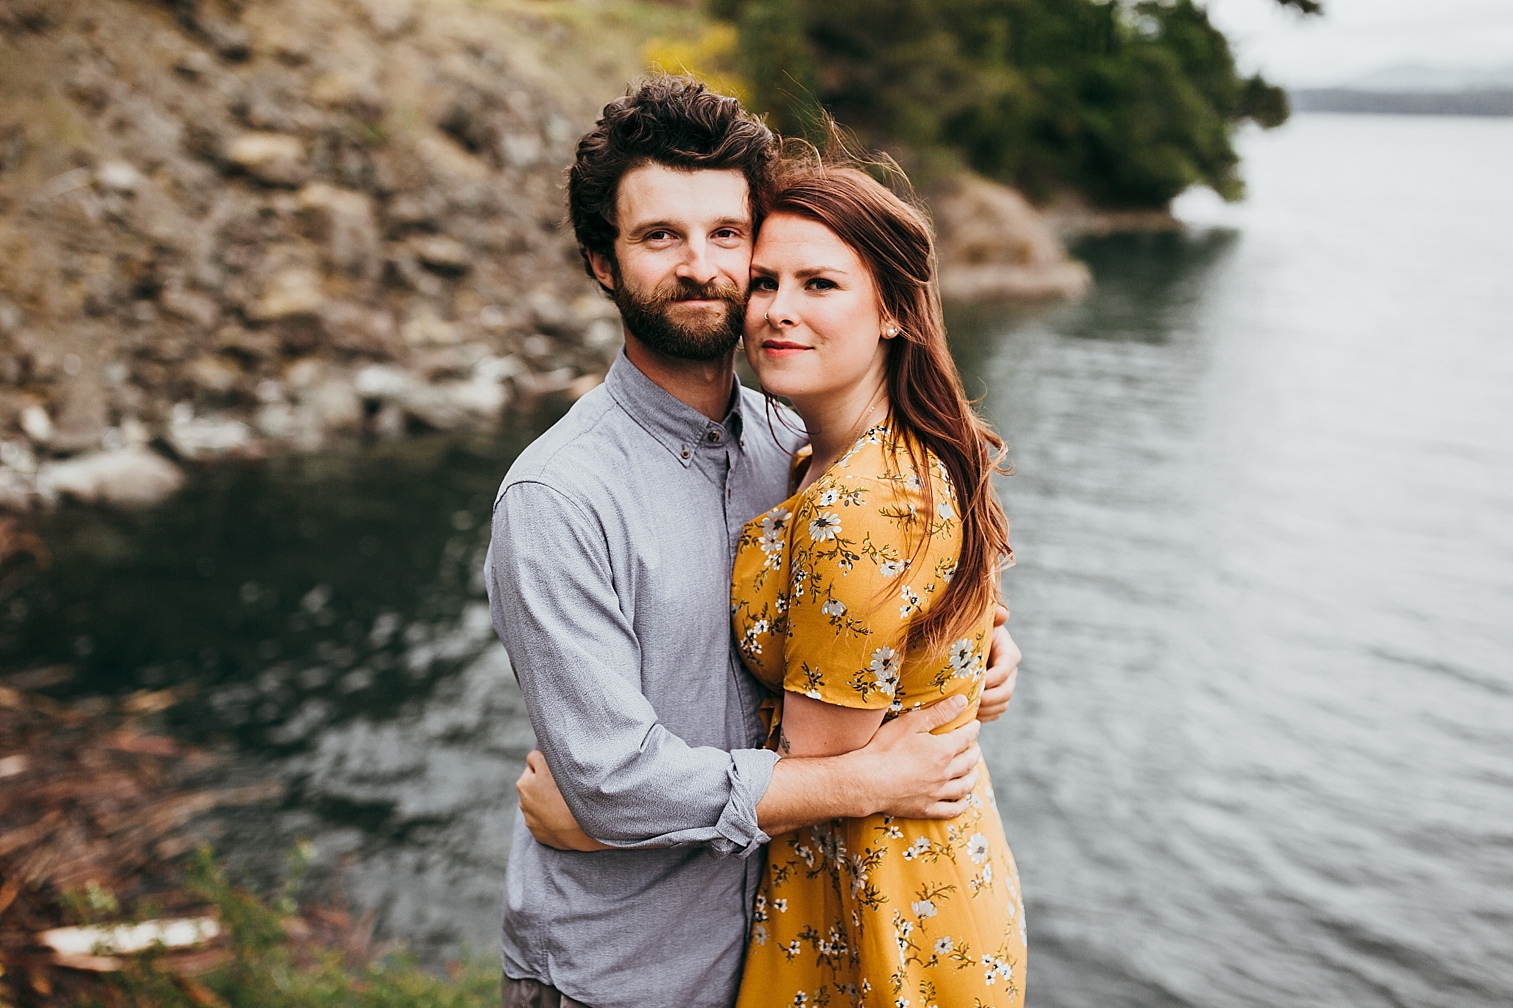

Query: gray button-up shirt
[486,349,803,1008]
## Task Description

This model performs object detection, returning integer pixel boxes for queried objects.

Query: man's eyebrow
[625,216,752,236]
[625,219,682,236]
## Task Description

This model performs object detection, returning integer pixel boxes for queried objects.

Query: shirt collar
[605,348,746,469]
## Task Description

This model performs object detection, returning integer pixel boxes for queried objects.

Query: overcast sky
[1204,0,1513,87]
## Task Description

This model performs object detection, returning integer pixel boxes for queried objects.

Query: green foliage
[94,848,500,1008]
[714,0,1294,206]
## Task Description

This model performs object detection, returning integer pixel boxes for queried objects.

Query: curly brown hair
[567,75,777,288]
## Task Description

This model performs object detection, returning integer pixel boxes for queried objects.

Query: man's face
[588,164,752,361]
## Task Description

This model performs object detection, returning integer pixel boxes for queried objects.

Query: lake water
[8,114,1513,1006]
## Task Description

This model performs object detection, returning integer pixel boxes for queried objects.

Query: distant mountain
[1291,63,1513,117]
[1347,63,1513,94]
[1290,88,1513,117]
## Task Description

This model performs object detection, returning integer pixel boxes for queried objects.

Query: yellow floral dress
[731,423,1026,1008]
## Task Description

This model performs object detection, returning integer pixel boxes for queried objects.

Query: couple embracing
[485,76,1026,1008]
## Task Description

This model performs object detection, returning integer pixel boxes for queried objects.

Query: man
[485,77,1021,1008]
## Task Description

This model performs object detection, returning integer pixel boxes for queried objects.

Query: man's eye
[645,230,674,241]
[714,228,743,240]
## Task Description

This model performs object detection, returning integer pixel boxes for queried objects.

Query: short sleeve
[780,437,960,709]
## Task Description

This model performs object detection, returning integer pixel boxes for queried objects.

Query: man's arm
[490,480,777,856]
[517,697,982,850]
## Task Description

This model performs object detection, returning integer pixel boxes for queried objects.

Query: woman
[730,159,1024,1007]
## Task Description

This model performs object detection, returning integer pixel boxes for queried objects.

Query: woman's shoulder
[797,423,957,545]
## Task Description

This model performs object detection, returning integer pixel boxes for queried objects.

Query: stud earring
[884,325,899,338]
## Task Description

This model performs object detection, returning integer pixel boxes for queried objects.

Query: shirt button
[680,448,691,459]
[708,431,720,443]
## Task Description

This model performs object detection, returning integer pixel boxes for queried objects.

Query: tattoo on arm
[779,727,791,755]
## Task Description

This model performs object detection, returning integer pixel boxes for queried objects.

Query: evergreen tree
[711,0,1307,206]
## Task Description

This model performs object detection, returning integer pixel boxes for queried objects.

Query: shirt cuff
[707,747,780,858]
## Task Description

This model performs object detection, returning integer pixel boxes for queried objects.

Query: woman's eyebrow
[793,266,846,279]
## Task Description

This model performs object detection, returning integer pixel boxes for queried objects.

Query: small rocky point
[0,0,631,511]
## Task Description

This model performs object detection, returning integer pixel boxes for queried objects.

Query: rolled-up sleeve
[487,479,777,857]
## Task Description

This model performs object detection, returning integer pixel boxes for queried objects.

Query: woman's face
[744,213,891,406]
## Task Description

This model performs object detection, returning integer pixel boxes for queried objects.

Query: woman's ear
[882,319,900,339]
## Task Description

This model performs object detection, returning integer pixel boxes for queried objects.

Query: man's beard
[612,275,745,362]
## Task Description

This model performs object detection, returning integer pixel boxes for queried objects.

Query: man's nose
[675,236,719,286]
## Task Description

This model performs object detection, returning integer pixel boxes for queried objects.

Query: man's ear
[586,249,617,294]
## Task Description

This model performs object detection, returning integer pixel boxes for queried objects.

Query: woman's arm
[777,690,887,758]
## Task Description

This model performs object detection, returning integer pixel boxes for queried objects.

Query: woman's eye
[808,278,837,291]
[751,276,777,292]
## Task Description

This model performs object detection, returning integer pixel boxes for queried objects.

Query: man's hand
[516,750,611,852]
[861,696,983,819]
[757,694,983,834]
[977,604,1021,724]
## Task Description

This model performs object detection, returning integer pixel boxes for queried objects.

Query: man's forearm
[755,751,875,836]
[753,697,981,834]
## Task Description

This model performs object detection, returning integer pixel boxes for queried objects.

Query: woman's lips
[761,340,810,358]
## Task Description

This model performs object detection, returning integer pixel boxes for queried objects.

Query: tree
[712,0,1315,207]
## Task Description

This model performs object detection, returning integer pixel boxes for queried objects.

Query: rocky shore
[0,0,631,511]
[0,0,1098,514]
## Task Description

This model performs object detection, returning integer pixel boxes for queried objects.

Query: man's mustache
[644,278,745,307]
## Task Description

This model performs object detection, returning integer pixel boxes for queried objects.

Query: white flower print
[846,851,871,896]
[816,488,839,506]
[934,936,953,955]
[869,647,900,696]
[878,559,906,579]
[983,862,993,885]
[948,639,978,677]
[899,584,922,618]
[821,598,847,617]
[773,898,788,913]
[911,899,937,919]
[792,993,808,1007]
[901,836,931,861]
[753,922,769,946]
[809,511,841,541]
[981,955,1014,986]
[904,473,924,491]
[937,499,954,520]
[967,832,990,864]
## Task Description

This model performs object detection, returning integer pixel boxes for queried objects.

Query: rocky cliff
[0,0,1093,513]
[0,0,640,509]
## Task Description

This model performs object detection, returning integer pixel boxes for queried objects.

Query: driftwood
[0,679,283,1006]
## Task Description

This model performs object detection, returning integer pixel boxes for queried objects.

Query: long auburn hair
[761,147,1014,653]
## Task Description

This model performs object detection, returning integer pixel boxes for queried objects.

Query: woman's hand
[976,604,1021,723]
[516,750,613,852]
